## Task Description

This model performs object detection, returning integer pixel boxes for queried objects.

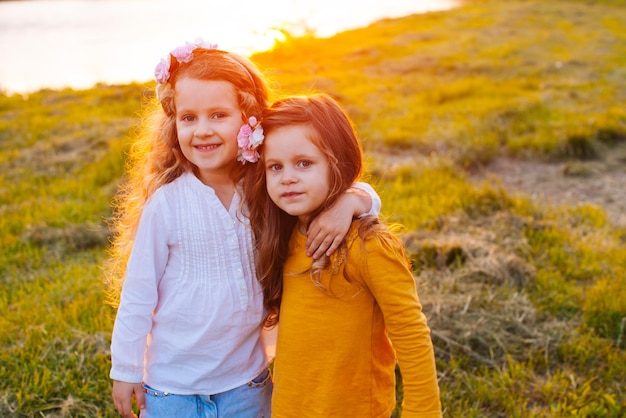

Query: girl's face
[175,77,242,185]
[264,124,330,225]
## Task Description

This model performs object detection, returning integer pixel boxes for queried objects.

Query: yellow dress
[271,220,442,418]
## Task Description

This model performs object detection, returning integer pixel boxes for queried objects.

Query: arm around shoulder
[351,181,381,217]
[305,181,381,259]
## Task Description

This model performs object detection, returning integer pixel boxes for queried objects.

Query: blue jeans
[141,369,272,418]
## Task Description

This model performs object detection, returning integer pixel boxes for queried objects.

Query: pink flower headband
[154,38,218,100]
[237,116,264,164]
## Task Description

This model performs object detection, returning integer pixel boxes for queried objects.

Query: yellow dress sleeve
[351,232,442,417]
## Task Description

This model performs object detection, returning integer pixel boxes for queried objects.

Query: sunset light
[3,0,626,416]
[0,0,460,94]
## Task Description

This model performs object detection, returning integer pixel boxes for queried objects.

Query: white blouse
[110,172,266,395]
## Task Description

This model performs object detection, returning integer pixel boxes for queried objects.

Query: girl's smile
[195,144,220,151]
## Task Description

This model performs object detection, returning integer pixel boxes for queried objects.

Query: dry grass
[403,212,567,369]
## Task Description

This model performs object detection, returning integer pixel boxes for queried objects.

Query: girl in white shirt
[105,40,380,418]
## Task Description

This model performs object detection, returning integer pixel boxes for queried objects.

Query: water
[0,0,461,94]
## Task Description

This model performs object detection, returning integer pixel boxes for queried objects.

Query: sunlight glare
[252,28,288,52]
[0,0,461,94]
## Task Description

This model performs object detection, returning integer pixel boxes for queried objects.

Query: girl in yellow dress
[244,93,442,417]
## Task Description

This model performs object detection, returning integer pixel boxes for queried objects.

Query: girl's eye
[298,160,312,168]
[212,112,227,119]
[181,115,195,122]
[267,164,282,172]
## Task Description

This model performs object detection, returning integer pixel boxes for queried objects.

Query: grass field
[1,0,625,416]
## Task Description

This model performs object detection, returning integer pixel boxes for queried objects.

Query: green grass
[254,0,626,165]
[0,84,144,416]
[1,1,625,416]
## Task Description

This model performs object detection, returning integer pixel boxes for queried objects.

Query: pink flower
[171,44,195,63]
[249,125,264,148]
[238,148,260,164]
[191,38,218,50]
[237,124,252,148]
[154,58,170,84]
[154,39,219,87]
[236,117,264,164]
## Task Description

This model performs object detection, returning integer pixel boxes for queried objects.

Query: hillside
[1,0,625,416]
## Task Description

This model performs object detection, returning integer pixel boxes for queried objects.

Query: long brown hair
[243,93,364,324]
[104,47,271,307]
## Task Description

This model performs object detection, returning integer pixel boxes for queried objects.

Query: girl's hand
[306,187,372,259]
[112,380,145,418]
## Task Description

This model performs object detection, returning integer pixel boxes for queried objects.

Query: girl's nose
[194,119,214,138]
[280,167,297,184]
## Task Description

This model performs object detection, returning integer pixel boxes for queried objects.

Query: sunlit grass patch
[521,204,626,342]
[0,250,113,416]
[372,161,474,229]
[584,271,626,345]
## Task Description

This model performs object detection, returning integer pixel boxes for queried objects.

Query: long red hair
[243,93,364,323]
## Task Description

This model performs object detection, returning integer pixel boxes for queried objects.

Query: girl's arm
[110,196,169,416]
[360,232,442,417]
[306,182,381,259]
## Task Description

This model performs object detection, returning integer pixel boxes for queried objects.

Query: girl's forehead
[174,78,239,108]
[267,124,316,141]
[176,77,236,95]
[266,125,322,154]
